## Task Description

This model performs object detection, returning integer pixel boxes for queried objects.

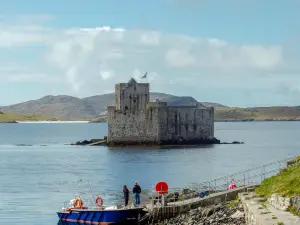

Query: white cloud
[5,73,58,83]
[0,16,298,103]
[42,26,285,95]
[100,70,115,80]
[0,25,54,48]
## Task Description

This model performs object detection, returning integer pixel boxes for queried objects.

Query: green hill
[0,93,226,120]
[215,106,300,121]
[3,106,300,123]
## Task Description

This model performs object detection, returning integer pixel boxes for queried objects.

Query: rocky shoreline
[155,201,245,225]
[0,121,18,123]
[71,138,244,146]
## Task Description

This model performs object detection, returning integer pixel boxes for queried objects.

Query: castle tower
[115,78,150,113]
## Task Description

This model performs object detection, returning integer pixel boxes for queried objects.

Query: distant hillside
[0,93,226,120]
[91,106,300,123]
[215,107,300,121]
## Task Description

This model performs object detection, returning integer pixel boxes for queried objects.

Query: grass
[88,115,107,123]
[0,112,56,122]
[215,106,300,121]
[225,196,240,208]
[288,206,300,217]
[255,163,300,198]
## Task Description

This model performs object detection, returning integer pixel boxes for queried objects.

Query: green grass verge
[0,112,56,122]
[288,206,300,216]
[255,163,300,198]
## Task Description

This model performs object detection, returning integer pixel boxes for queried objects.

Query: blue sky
[0,0,299,107]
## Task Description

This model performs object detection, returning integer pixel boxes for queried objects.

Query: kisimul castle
[106,78,215,145]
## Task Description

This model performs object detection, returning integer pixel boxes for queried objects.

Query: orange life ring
[95,196,103,207]
[74,198,83,209]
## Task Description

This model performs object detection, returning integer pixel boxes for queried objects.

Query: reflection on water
[0,122,299,225]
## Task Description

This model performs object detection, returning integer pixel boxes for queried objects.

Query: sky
[0,0,300,107]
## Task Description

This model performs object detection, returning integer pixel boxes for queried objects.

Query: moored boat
[56,197,146,224]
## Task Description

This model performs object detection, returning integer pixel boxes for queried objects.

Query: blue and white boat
[56,198,146,224]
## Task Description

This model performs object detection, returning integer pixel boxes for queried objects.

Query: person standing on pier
[132,183,142,206]
[123,185,130,207]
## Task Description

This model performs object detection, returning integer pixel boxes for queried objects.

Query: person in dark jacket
[123,185,129,207]
[132,183,141,206]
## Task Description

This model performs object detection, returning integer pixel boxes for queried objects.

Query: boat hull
[57,208,144,224]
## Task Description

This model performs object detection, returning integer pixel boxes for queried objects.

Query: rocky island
[70,78,245,147]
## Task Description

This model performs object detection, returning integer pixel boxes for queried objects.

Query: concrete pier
[145,185,259,222]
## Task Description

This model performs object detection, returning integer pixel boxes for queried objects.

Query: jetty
[138,155,300,224]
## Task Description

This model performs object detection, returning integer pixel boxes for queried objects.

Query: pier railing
[61,155,299,212]
[149,155,299,207]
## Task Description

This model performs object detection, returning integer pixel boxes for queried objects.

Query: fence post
[226,176,229,190]
[214,179,216,192]
[260,166,263,183]
[243,171,246,190]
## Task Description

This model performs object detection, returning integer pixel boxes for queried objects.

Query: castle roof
[128,77,137,84]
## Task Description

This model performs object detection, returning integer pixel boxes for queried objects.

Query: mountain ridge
[0,92,227,120]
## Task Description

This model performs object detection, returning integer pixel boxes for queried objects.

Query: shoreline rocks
[71,138,107,146]
[71,137,244,146]
[155,202,246,225]
[0,120,18,123]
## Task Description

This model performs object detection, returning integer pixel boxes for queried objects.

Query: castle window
[124,105,128,115]
[134,85,136,91]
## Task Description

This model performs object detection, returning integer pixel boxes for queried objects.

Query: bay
[0,122,299,225]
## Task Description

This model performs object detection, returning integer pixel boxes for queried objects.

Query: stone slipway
[146,185,258,221]
[239,191,300,225]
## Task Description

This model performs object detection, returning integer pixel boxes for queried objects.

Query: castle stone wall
[115,82,149,112]
[107,105,214,145]
[107,106,160,144]
[158,107,214,143]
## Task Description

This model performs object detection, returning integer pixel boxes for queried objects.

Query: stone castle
[107,78,215,145]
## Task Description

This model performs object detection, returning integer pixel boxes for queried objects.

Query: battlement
[114,78,150,112]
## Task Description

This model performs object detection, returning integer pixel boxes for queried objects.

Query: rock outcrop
[157,202,245,225]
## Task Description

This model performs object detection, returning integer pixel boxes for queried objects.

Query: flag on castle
[141,72,147,79]
[141,72,148,83]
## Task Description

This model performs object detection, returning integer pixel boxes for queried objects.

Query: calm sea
[0,121,299,225]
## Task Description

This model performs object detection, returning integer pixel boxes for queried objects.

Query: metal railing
[148,155,299,207]
[143,155,299,223]
[60,155,299,212]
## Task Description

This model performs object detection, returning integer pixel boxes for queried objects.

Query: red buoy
[155,181,169,194]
